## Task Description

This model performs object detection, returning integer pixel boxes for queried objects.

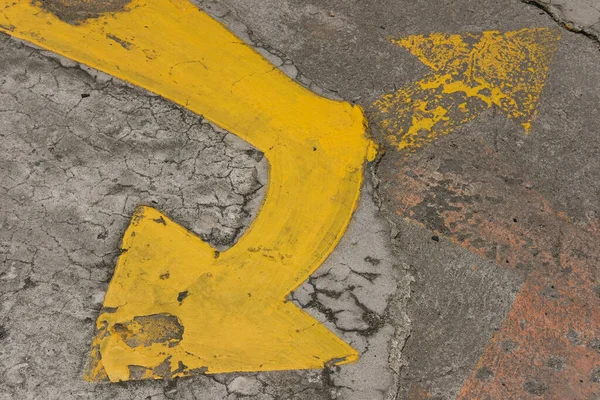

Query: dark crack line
[522,0,600,47]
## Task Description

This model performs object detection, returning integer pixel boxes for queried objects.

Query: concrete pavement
[0,0,599,399]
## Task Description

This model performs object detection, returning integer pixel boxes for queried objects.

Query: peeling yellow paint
[373,29,561,152]
[0,0,374,380]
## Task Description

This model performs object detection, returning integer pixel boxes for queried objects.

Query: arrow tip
[479,28,561,131]
[84,207,358,382]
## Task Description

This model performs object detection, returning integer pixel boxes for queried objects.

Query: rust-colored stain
[408,383,433,399]
[459,264,600,398]
[380,136,600,398]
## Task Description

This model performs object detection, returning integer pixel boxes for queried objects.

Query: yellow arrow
[0,0,375,381]
[372,28,561,152]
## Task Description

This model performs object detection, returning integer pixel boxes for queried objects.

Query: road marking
[0,0,376,381]
[372,28,560,152]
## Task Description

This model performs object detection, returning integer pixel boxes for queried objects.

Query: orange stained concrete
[460,264,600,398]
[384,141,600,399]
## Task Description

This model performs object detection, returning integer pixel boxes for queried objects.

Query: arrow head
[84,206,358,382]
[375,28,561,151]
[396,28,561,132]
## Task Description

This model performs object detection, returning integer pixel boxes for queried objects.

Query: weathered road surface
[0,0,599,399]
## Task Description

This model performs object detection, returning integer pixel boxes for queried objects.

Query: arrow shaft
[220,146,365,296]
[0,0,364,150]
[0,0,372,290]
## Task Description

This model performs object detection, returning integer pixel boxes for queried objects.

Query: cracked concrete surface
[0,31,264,399]
[3,0,600,398]
[291,180,412,400]
[0,2,411,398]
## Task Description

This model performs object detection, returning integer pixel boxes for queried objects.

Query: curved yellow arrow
[372,28,561,152]
[0,0,375,381]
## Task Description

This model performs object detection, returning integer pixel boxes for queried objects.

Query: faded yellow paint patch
[373,29,560,152]
[0,0,374,380]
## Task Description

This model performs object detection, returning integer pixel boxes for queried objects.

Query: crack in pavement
[523,0,600,46]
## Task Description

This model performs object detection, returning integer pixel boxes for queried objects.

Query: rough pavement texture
[383,210,523,399]
[378,14,600,400]
[290,181,412,400]
[526,0,600,41]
